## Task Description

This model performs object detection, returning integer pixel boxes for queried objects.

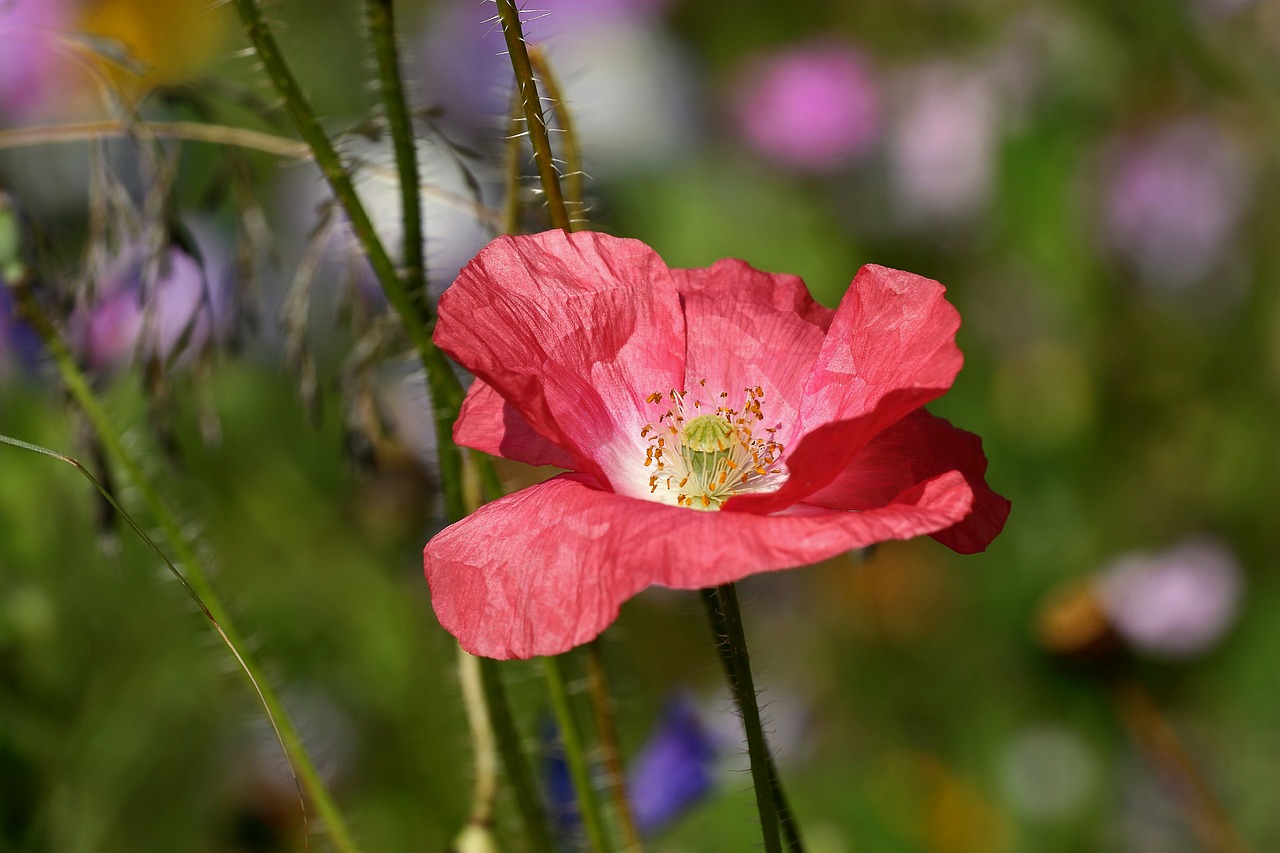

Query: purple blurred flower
[732,41,882,172]
[0,0,75,121]
[1097,537,1244,659]
[627,695,717,836]
[1102,118,1248,292]
[76,226,232,372]
[887,63,1000,223]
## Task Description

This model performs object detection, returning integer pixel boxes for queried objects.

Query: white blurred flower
[1000,724,1099,820]
[887,63,1001,224]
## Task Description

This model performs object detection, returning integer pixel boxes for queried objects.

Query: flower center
[640,384,785,510]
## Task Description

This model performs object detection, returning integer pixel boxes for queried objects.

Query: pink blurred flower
[1098,537,1244,658]
[76,227,232,372]
[0,0,79,122]
[1102,118,1248,292]
[732,41,882,172]
[423,230,1009,659]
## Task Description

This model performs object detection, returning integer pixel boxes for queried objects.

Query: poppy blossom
[424,230,1009,659]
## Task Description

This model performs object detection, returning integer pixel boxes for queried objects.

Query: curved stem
[493,0,571,232]
[542,654,613,852]
[14,288,362,853]
[526,46,583,229]
[700,584,788,853]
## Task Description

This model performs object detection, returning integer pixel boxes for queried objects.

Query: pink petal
[434,231,685,489]
[668,259,834,435]
[424,470,973,659]
[805,409,1010,553]
[455,379,577,469]
[726,265,962,514]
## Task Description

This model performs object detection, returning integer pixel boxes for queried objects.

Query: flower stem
[700,583,798,853]
[493,0,571,232]
[542,654,613,852]
[586,639,643,851]
[13,287,363,853]
[1112,678,1252,853]
[364,0,426,296]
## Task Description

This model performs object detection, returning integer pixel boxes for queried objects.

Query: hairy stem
[700,583,790,853]
[493,0,571,232]
[542,654,613,852]
[365,0,427,295]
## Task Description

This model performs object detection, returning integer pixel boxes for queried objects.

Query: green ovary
[681,415,735,501]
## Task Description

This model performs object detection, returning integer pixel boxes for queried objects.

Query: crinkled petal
[667,260,833,433]
[434,231,685,488]
[424,470,973,659]
[455,379,577,469]
[726,265,962,514]
[805,408,1010,553]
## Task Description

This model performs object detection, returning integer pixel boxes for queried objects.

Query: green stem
[700,584,788,853]
[14,290,363,853]
[493,0,571,232]
[542,654,612,852]
[503,88,526,235]
[586,640,643,852]
[364,0,426,295]
[228,0,468,522]
[477,657,555,853]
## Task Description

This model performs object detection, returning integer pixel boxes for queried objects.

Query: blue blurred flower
[0,283,42,381]
[543,693,717,842]
[627,694,717,836]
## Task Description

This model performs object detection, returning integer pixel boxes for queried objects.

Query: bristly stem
[12,286,362,853]
[526,46,583,229]
[493,0,571,232]
[586,639,643,851]
[542,654,613,853]
[700,583,796,853]
[364,0,427,297]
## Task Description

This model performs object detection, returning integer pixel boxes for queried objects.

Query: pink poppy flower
[424,231,1009,659]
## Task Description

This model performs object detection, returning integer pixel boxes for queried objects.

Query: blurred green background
[3,0,1280,850]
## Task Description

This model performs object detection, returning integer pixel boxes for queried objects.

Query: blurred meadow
[2,0,1280,851]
